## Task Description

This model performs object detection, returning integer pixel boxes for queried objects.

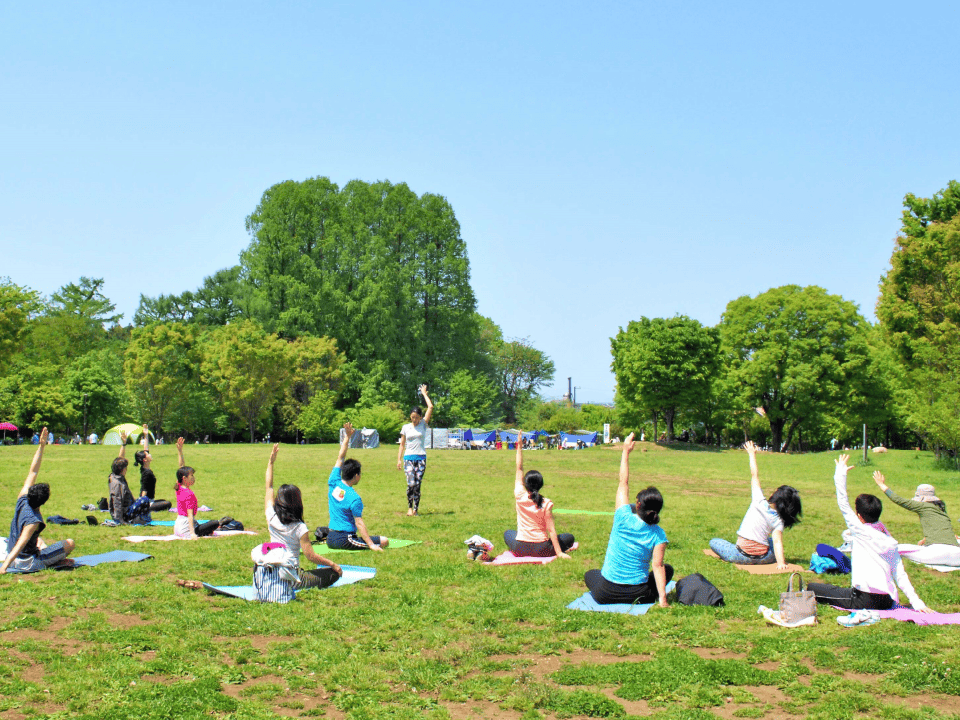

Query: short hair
[134,450,147,467]
[769,485,802,529]
[111,457,128,475]
[275,484,305,525]
[635,486,663,525]
[27,483,50,509]
[342,458,361,482]
[855,493,882,523]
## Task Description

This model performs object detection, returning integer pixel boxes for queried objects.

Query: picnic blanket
[485,542,580,566]
[202,565,376,600]
[702,548,808,574]
[567,580,677,615]
[122,530,257,543]
[315,538,421,554]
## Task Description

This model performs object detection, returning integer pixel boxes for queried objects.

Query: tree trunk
[652,412,659,444]
[664,408,676,442]
[769,417,785,452]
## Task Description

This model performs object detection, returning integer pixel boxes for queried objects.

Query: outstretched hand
[622,432,635,454]
[418,384,429,398]
[743,440,757,455]
[872,471,888,491]
[39,427,49,446]
[343,421,355,439]
[269,443,279,464]
[835,454,854,473]
[176,437,185,452]
[119,431,127,445]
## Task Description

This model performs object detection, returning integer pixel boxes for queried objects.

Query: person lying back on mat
[132,424,172,521]
[503,428,574,558]
[1,427,75,574]
[173,437,219,539]
[584,432,672,607]
[108,430,152,525]
[708,440,801,568]
[808,455,930,612]
[872,472,960,567]
[327,423,389,551]
[265,443,341,589]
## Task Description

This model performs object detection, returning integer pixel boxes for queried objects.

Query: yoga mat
[702,548,808,574]
[554,509,615,516]
[56,550,153,569]
[149,520,176,527]
[485,542,580,566]
[871,608,960,626]
[122,530,257,543]
[567,581,677,616]
[315,538,421,554]
[202,565,377,600]
[906,559,960,573]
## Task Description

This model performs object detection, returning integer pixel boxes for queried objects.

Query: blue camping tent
[560,431,599,447]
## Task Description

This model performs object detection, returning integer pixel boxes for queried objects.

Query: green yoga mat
[313,538,421,554]
[554,509,615,516]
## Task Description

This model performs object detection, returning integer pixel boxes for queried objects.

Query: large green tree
[241,177,480,398]
[720,285,868,452]
[0,278,41,368]
[201,321,291,443]
[611,316,720,442]
[877,180,960,460]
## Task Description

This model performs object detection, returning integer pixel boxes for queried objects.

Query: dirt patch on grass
[888,693,960,715]
[0,702,67,720]
[485,649,654,682]
[690,647,748,661]
[443,700,523,719]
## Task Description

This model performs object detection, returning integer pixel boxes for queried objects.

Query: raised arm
[17,427,48,498]
[744,440,762,497]
[117,430,128,459]
[336,422,354,469]
[264,443,279,515]
[616,432,636,509]
[176,437,185,469]
[419,384,434,425]
[515,429,525,495]
[834,454,858,530]
[142,424,150,453]
[873,471,925,513]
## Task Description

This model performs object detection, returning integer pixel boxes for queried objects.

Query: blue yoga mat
[202,565,376,600]
[58,550,153,569]
[566,580,677,615]
[149,520,176,527]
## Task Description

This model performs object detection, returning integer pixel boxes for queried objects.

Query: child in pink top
[173,438,218,539]
[503,430,575,558]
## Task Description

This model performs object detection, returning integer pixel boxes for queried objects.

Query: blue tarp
[464,429,496,444]
[560,431,599,447]
[500,430,539,443]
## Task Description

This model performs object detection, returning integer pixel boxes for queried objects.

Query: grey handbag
[779,572,817,624]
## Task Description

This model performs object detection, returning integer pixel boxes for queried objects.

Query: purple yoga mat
[874,608,960,626]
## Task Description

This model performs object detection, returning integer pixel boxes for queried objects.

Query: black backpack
[218,517,244,532]
[676,573,725,607]
[314,526,329,543]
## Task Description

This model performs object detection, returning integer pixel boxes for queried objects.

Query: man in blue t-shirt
[326,422,389,551]
[0,427,76,574]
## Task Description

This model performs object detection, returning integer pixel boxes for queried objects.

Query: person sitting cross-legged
[0,427,75,574]
[326,423,390,551]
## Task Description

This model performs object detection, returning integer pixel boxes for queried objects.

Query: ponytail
[635,486,664,526]
[523,470,545,509]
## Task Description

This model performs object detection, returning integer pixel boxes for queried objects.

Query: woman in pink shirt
[503,430,575,558]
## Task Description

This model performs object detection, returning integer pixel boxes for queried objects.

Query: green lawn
[1,441,959,719]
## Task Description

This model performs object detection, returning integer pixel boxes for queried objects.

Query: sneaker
[837,610,880,627]
[81,504,96,511]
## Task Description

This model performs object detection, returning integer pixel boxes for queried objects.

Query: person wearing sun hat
[873,473,960,566]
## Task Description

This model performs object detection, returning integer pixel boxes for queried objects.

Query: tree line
[611,181,960,463]
[0,178,555,443]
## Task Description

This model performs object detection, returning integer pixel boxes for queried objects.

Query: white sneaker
[837,609,880,627]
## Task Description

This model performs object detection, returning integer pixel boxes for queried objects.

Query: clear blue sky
[2,2,958,404]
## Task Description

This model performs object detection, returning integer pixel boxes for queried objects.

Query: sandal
[177,579,203,590]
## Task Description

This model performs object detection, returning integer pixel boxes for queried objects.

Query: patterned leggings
[404,458,426,512]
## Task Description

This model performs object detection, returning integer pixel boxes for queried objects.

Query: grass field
[1,441,960,720]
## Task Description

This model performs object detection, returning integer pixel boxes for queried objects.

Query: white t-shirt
[736,484,784,546]
[401,420,428,457]
[266,508,309,556]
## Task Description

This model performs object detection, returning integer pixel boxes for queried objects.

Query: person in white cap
[873,473,960,566]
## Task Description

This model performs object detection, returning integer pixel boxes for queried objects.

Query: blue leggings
[709,537,774,565]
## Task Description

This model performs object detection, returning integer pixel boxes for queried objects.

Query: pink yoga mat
[122,530,257,543]
[485,542,579,566]
[874,608,960,626]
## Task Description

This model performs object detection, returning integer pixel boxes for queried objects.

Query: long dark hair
[134,450,147,467]
[635,486,663,525]
[523,470,545,509]
[275,484,305,525]
[769,485,802,529]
